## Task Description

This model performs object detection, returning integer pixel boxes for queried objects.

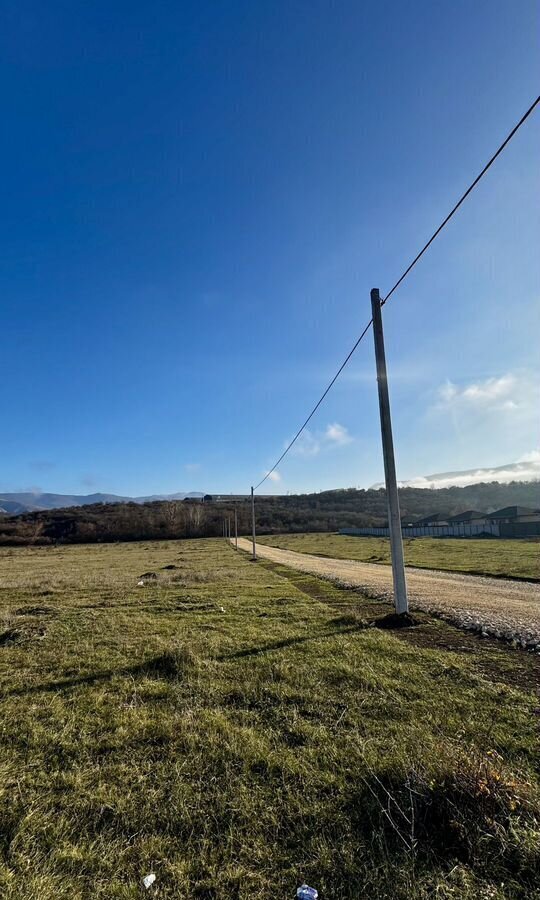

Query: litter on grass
[142,873,156,889]
[297,886,318,900]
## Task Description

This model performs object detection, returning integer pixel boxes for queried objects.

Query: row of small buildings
[342,506,540,539]
[404,506,540,527]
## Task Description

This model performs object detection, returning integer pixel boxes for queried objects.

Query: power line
[382,94,540,306]
[254,318,373,489]
[254,94,540,491]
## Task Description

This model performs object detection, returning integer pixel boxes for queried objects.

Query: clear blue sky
[1,0,538,496]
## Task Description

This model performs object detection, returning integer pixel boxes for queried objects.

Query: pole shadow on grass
[217,611,417,662]
[216,622,368,661]
[0,651,193,699]
[0,616,409,698]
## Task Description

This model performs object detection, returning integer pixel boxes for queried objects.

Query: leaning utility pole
[234,506,238,550]
[371,288,408,615]
[250,486,257,560]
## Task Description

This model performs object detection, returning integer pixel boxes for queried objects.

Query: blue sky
[1,0,538,496]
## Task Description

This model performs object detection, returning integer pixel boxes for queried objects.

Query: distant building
[412,513,449,526]
[342,503,540,539]
[383,515,417,527]
[212,494,276,503]
[447,510,489,525]
[487,506,540,524]
[400,515,416,527]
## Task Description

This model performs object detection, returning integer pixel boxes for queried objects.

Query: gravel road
[235,538,540,649]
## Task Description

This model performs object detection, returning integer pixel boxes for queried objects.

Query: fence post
[371,288,408,615]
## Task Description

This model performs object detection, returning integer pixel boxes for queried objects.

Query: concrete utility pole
[251,486,257,560]
[234,506,238,550]
[371,288,408,615]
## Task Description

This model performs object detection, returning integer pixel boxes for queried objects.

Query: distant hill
[0,499,31,515]
[0,491,205,515]
[1,480,538,546]
[4,457,538,515]
[0,492,131,513]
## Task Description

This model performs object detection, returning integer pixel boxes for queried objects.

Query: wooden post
[234,506,238,549]
[251,487,256,560]
[371,288,408,615]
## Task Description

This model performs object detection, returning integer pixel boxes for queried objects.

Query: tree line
[0,480,538,546]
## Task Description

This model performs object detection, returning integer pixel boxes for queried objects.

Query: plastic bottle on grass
[297,885,318,900]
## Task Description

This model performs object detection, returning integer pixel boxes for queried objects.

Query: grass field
[0,539,539,899]
[257,533,540,581]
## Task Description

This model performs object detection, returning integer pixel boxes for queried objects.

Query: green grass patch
[0,539,539,898]
[257,533,540,581]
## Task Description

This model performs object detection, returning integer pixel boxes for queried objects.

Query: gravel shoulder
[236,538,540,648]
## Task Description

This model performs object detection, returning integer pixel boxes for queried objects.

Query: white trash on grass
[142,873,156,889]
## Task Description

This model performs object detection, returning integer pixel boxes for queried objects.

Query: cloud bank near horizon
[378,451,540,491]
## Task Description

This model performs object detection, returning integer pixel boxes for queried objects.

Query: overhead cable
[254,94,540,491]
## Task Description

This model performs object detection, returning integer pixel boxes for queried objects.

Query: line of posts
[223,496,255,558]
[223,294,406,611]
[223,507,239,551]
[243,289,408,618]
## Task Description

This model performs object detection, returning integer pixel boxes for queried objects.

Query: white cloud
[393,452,540,489]
[372,451,540,490]
[436,373,535,416]
[184,463,201,473]
[289,429,321,457]
[266,470,281,483]
[430,371,539,458]
[289,422,353,457]
[325,423,352,445]
[384,373,540,491]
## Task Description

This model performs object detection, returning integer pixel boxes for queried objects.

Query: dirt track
[235,538,540,649]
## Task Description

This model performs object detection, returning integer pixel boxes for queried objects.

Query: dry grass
[0,539,538,899]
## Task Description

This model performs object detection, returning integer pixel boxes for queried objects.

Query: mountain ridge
[1,479,539,546]
[2,458,539,515]
[0,491,205,515]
